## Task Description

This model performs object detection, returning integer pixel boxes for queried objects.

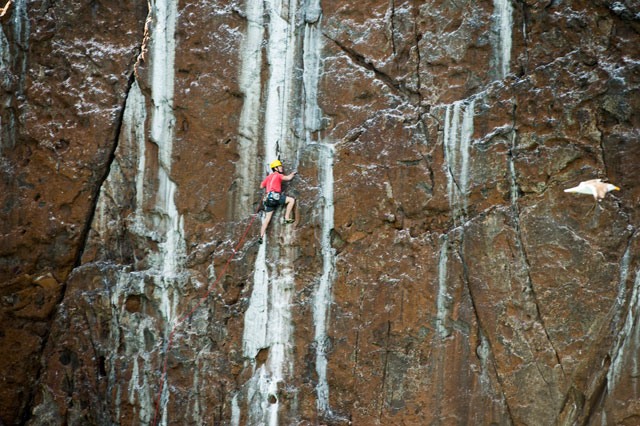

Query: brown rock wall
[316,0,640,423]
[3,0,640,424]
[0,0,147,423]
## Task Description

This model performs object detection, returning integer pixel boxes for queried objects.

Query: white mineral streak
[12,0,29,81]
[302,2,335,413]
[436,235,450,339]
[609,269,640,393]
[243,243,270,359]
[314,143,335,414]
[234,0,264,215]
[263,0,298,165]
[245,365,271,425]
[0,14,10,65]
[0,29,9,155]
[459,100,474,210]
[121,81,148,214]
[444,103,459,210]
[231,393,241,426]
[242,252,295,425]
[607,240,638,391]
[266,265,295,389]
[611,242,632,329]
[508,131,519,206]
[303,13,322,134]
[106,276,124,419]
[96,184,108,236]
[148,0,184,278]
[128,357,140,404]
[476,332,491,382]
[493,0,513,79]
[107,0,183,422]
[443,99,474,221]
[240,0,299,423]
[91,81,147,260]
[109,273,156,425]
[188,353,205,425]
[0,0,28,154]
[38,0,188,422]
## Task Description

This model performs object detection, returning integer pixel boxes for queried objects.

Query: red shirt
[261,172,283,193]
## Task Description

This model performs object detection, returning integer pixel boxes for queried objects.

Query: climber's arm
[282,172,297,182]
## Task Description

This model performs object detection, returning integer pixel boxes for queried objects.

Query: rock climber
[259,160,297,244]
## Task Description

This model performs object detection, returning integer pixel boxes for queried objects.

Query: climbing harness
[262,190,281,207]
[152,202,262,426]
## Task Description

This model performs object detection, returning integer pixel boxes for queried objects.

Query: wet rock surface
[1,0,640,424]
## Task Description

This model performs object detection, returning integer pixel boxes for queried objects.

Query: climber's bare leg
[261,210,274,238]
[285,197,295,221]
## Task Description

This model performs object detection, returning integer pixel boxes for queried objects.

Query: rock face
[0,0,147,422]
[1,0,640,424]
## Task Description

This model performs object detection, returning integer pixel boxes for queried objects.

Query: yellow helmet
[270,160,282,169]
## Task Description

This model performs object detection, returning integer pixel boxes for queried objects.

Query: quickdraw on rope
[152,203,262,425]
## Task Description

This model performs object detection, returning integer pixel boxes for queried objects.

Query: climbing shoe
[284,218,295,224]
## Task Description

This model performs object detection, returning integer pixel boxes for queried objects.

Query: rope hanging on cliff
[152,203,262,426]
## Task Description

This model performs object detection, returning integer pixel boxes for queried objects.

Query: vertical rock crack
[456,244,517,425]
[507,100,566,379]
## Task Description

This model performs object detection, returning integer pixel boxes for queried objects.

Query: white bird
[564,179,620,201]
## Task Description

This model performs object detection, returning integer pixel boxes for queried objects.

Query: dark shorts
[264,193,287,212]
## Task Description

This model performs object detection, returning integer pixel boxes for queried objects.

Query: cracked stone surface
[0,0,147,423]
[1,0,640,424]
